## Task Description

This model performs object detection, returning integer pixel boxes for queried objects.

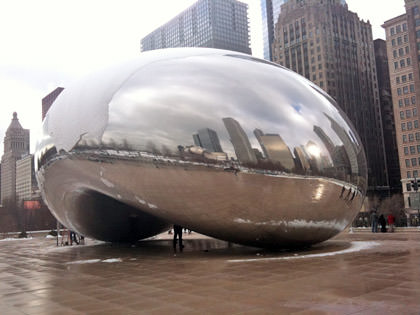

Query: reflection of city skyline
[254,128,294,169]
[193,128,223,153]
[222,117,257,164]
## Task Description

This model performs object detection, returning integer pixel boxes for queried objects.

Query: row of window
[402,132,420,143]
[398,96,417,107]
[404,145,420,155]
[396,73,413,84]
[407,171,419,182]
[390,23,407,36]
[391,35,408,46]
[405,157,420,167]
[397,84,415,96]
[392,46,410,58]
[400,108,418,119]
[401,120,419,130]
[394,57,412,70]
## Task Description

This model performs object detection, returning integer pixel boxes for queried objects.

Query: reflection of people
[379,214,387,233]
[70,230,79,245]
[387,214,395,233]
[371,210,378,233]
[173,225,184,252]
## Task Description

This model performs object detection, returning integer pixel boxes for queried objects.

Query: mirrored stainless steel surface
[36,48,367,248]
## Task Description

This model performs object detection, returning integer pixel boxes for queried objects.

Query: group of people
[371,211,395,233]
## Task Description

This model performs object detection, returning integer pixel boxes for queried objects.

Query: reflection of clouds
[80,51,362,173]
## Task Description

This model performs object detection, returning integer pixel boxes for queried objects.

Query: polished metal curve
[35,48,367,248]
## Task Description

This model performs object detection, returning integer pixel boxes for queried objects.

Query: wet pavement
[0,231,419,314]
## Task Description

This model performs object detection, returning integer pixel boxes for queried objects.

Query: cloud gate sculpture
[36,48,367,248]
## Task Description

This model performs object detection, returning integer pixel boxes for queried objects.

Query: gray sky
[0,0,405,157]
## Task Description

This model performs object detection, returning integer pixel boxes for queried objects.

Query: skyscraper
[272,0,388,193]
[253,128,294,169]
[222,117,257,164]
[141,0,251,54]
[193,128,223,152]
[1,113,30,204]
[383,0,420,211]
[42,87,64,121]
[374,39,401,193]
[260,0,285,61]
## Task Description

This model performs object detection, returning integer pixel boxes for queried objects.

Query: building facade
[272,0,388,193]
[16,154,37,205]
[383,0,420,213]
[42,87,64,121]
[141,0,251,54]
[374,39,402,193]
[261,0,286,60]
[1,113,30,204]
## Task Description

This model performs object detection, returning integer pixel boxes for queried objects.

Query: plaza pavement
[0,230,419,314]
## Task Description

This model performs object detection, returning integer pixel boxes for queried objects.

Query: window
[399,99,403,107]
[417,145,420,153]
[403,134,408,142]
[392,39,396,46]
[396,25,401,33]
[405,98,410,106]
[402,123,407,130]
[399,48,404,56]
[412,158,417,166]
[411,146,416,154]
[406,159,411,167]
[390,27,395,35]
[407,58,411,66]
[394,62,398,70]
[412,96,416,105]
[400,111,405,119]
[414,108,418,117]
[410,84,415,92]
[409,133,414,141]
[406,46,410,54]
[416,132,420,140]
[398,37,403,45]
[407,109,412,118]
[393,50,398,58]
[409,73,413,80]
[398,88,402,96]
[415,120,419,128]
[408,121,413,130]
[407,182,412,190]
[405,147,410,155]
[402,75,407,82]
[400,59,406,68]
[414,170,419,178]
[403,23,408,31]
[403,86,409,94]
[396,77,400,84]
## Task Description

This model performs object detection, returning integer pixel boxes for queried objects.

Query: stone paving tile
[1,232,420,314]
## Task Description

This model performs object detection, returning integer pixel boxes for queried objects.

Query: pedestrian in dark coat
[173,224,184,252]
[378,214,387,233]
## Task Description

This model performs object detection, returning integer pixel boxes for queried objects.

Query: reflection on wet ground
[0,231,419,314]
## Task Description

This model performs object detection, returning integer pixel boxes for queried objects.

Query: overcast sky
[0,0,405,157]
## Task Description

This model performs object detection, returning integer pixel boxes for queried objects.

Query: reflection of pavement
[1,232,419,314]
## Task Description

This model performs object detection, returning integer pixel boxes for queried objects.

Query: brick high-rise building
[141,0,251,54]
[272,0,388,194]
[383,0,420,214]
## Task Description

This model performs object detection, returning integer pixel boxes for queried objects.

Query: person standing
[173,224,184,252]
[387,214,395,233]
[371,210,378,233]
[379,214,387,233]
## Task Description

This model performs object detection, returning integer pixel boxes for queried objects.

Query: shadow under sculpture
[35,48,367,248]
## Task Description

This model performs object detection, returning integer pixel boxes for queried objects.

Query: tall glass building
[141,0,251,54]
[261,0,286,61]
